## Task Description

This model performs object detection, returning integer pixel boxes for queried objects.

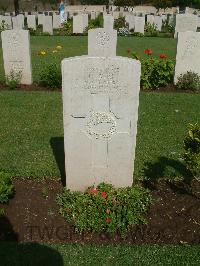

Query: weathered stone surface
[1,30,32,85]
[38,14,45,25]
[12,16,23,29]
[43,16,53,35]
[154,16,162,31]
[134,16,145,34]
[174,31,200,83]
[174,14,198,38]
[147,15,154,25]
[62,56,141,191]
[27,15,36,30]
[53,14,61,29]
[1,16,12,29]
[73,14,88,33]
[88,28,117,56]
[125,14,135,30]
[104,14,114,31]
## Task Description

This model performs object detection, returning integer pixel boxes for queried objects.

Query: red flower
[126,48,132,54]
[160,53,167,59]
[105,217,112,223]
[90,188,98,195]
[101,192,107,199]
[144,48,152,55]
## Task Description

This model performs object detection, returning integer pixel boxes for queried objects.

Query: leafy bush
[0,171,14,203]
[141,57,174,90]
[183,123,200,179]
[145,22,158,37]
[114,16,125,30]
[85,14,103,32]
[6,70,22,90]
[176,71,200,91]
[56,183,152,237]
[0,20,9,33]
[38,63,61,89]
[161,18,174,33]
[131,32,144,37]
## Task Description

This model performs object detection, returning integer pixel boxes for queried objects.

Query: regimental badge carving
[86,111,117,139]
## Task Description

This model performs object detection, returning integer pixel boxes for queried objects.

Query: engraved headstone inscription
[174,32,200,83]
[1,30,32,85]
[88,28,117,56]
[62,56,141,191]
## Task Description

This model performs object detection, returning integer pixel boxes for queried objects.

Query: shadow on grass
[50,137,66,186]
[142,156,193,185]
[0,215,64,265]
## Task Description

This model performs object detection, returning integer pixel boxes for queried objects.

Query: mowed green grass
[0,91,199,179]
[0,36,177,82]
[0,242,200,266]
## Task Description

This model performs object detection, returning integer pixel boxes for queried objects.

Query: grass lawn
[0,242,200,266]
[0,36,177,82]
[0,91,199,180]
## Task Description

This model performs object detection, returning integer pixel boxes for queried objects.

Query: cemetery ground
[0,35,200,264]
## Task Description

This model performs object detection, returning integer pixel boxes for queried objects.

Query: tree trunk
[14,0,19,16]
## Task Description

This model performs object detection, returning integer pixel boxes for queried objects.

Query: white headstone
[91,11,96,20]
[147,15,154,25]
[27,15,36,30]
[1,30,32,85]
[134,17,145,34]
[113,11,120,19]
[0,16,12,29]
[43,16,53,35]
[88,28,117,57]
[154,16,162,31]
[12,16,23,29]
[126,14,135,30]
[73,14,88,33]
[174,14,198,38]
[104,14,114,31]
[17,14,24,28]
[174,32,200,83]
[53,14,61,29]
[38,14,45,25]
[62,56,141,191]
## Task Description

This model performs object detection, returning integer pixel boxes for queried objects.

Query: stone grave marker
[174,14,198,38]
[27,15,36,30]
[38,14,45,25]
[53,14,61,29]
[154,16,162,31]
[104,14,114,31]
[1,16,12,29]
[73,14,88,33]
[62,56,141,191]
[134,16,145,34]
[43,16,53,35]
[88,28,117,56]
[1,30,32,85]
[12,16,23,29]
[147,14,154,25]
[174,31,200,83]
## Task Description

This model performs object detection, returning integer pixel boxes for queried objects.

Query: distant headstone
[12,16,23,29]
[27,15,36,30]
[1,16,12,29]
[43,16,53,35]
[113,11,120,19]
[73,14,88,33]
[174,32,200,83]
[91,11,96,20]
[126,14,135,30]
[88,28,117,56]
[104,14,114,31]
[1,30,32,85]
[17,14,24,28]
[134,16,145,34]
[154,16,162,31]
[38,14,45,25]
[62,56,141,191]
[174,14,198,38]
[53,14,61,29]
[147,14,154,25]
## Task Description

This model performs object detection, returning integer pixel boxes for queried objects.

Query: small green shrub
[114,16,125,30]
[131,32,144,37]
[0,208,5,217]
[38,63,61,89]
[145,22,158,37]
[176,71,200,91]
[0,171,14,203]
[6,70,22,90]
[56,183,152,237]
[141,58,174,90]
[85,14,103,32]
[183,123,200,179]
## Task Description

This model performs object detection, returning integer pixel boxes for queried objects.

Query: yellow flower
[52,50,58,53]
[38,50,47,56]
[56,45,62,50]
